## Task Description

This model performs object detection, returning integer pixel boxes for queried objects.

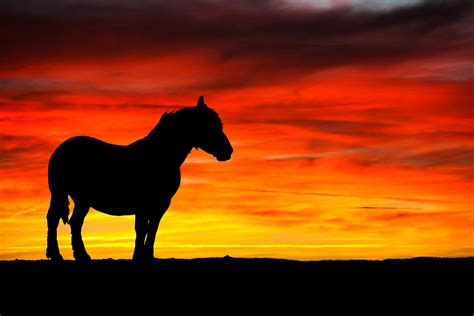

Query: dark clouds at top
[0,0,472,77]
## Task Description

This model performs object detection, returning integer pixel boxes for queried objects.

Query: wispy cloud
[265,154,319,162]
[0,134,54,170]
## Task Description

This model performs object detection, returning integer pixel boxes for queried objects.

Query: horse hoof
[47,252,64,261]
[132,253,154,263]
[73,251,91,262]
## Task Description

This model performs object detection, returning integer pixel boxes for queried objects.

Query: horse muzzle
[216,152,232,161]
[215,145,233,161]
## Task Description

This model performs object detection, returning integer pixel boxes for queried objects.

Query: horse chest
[131,166,181,196]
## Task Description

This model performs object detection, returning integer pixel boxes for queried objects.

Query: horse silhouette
[46,96,233,261]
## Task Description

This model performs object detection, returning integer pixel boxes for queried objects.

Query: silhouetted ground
[1,257,472,314]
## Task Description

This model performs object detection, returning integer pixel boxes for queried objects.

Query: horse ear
[196,96,207,108]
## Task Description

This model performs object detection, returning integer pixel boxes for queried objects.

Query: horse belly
[93,204,135,216]
[87,185,137,216]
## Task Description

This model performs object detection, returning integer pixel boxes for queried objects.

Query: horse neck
[138,131,193,167]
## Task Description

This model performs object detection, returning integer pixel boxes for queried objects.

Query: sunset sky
[0,0,473,260]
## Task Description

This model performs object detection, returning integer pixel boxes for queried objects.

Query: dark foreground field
[1,257,473,314]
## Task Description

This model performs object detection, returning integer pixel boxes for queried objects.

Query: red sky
[0,0,473,260]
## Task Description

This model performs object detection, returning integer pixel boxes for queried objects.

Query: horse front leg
[133,213,147,261]
[133,200,170,261]
[143,215,161,260]
[143,199,171,260]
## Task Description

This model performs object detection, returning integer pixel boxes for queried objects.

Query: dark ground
[0,257,473,314]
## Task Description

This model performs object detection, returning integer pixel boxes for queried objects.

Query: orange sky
[1,0,473,260]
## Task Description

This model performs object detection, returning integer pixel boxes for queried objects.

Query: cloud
[0,135,54,170]
[355,206,418,210]
[266,118,394,137]
[228,187,458,205]
[245,208,318,227]
[352,146,474,169]
[0,0,472,85]
[367,210,474,228]
[400,147,474,167]
[0,78,184,111]
[265,154,319,162]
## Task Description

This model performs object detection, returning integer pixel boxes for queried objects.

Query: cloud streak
[0,135,54,170]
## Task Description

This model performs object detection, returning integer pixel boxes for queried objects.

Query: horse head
[192,96,233,161]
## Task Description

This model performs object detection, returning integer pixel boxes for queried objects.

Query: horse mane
[147,105,221,140]
[147,111,177,139]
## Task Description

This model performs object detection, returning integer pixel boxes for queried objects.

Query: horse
[46,96,233,261]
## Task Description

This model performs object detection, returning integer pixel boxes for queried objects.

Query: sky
[0,0,473,260]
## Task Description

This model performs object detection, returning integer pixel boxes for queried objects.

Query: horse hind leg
[70,202,91,262]
[46,193,69,261]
